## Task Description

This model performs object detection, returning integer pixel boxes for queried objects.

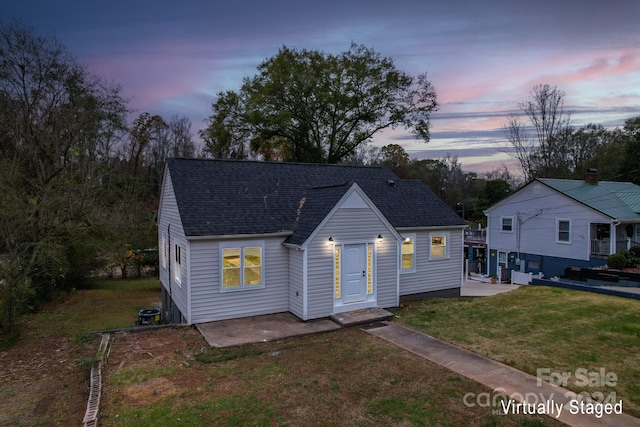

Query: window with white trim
[220,242,265,291]
[174,244,182,285]
[557,219,571,243]
[430,232,450,259]
[501,217,514,232]
[401,235,416,272]
[160,234,167,269]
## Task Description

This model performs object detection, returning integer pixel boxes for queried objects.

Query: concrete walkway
[363,322,640,427]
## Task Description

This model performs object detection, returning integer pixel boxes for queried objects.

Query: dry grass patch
[0,278,162,426]
[100,327,562,426]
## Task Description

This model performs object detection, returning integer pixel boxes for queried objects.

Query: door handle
[362,270,365,277]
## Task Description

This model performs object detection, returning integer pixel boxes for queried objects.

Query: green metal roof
[538,178,640,220]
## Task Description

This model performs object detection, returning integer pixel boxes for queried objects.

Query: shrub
[629,245,640,258]
[622,250,640,268]
[607,253,627,270]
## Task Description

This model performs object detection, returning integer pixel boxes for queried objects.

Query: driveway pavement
[461,279,520,296]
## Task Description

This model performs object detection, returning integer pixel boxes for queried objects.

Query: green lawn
[395,285,640,418]
[34,278,162,338]
[5,280,638,425]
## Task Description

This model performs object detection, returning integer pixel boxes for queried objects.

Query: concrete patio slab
[196,312,341,347]
[330,307,393,326]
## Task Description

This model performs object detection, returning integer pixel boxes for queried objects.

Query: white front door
[342,244,367,304]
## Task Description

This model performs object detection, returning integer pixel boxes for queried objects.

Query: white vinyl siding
[487,182,611,261]
[400,229,463,296]
[188,237,289,324]
[305,207,399,319]
[157,170,189,322]
[287,248,305,319]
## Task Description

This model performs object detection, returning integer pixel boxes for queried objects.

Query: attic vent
[387,179,396,187]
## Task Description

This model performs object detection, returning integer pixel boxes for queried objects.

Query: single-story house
[485,170,640,279]
[158,158,466,325]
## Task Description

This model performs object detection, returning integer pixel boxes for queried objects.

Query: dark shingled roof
[166,158,465,239]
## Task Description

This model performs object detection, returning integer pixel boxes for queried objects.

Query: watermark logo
[536,367,618,388]
[462,367,623,419]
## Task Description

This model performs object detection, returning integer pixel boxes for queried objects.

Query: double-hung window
[160,234,167,269]
[501,217,514,232]
[174,244,182,285]
[557,219,571,243]
[401,234,416,272]
[430,232,450,259]
[221,242,264,291]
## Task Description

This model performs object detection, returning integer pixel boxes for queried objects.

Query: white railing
[511,270,533,285]
[464,228,486,244]
[590,239,610,256]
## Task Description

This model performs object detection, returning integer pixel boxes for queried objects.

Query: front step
[330,308,394,326]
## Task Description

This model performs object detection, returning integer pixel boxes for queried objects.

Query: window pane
[222,248,241,288]
[244,247,262,267]
[223,248,240,268]
[502,218,512,231]
[402,253,414,269]
[431,235,446,257]
[558,221,570,241]
[432,246,445,257]
[402,238,414,254]
[223,268,240,288]
[244,266,262,285]
[402,238,414,269]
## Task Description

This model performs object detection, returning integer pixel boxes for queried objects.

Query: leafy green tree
[566,123,621,180]
[380,144,410,177]
[477,179,512,209]
[202,43,438,163]
[200,90,251,159]
[617,116,640,184]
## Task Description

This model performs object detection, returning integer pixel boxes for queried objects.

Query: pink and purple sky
[3,0,639,174]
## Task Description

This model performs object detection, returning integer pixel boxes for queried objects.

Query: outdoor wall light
[328,236,334,242]
[377,234,383,242]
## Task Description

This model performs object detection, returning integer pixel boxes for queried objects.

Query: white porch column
[610,223,616,254]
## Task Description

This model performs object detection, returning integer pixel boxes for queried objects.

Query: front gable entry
[287,183,402,319]
[299,183,403,250]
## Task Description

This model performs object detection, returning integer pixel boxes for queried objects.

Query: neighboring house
[485,170,640,279]
[158,158,466,325]
[464,226,487,275]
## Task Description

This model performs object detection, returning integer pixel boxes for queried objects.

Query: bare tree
[169,115,197,158]
[502,84,571,180]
